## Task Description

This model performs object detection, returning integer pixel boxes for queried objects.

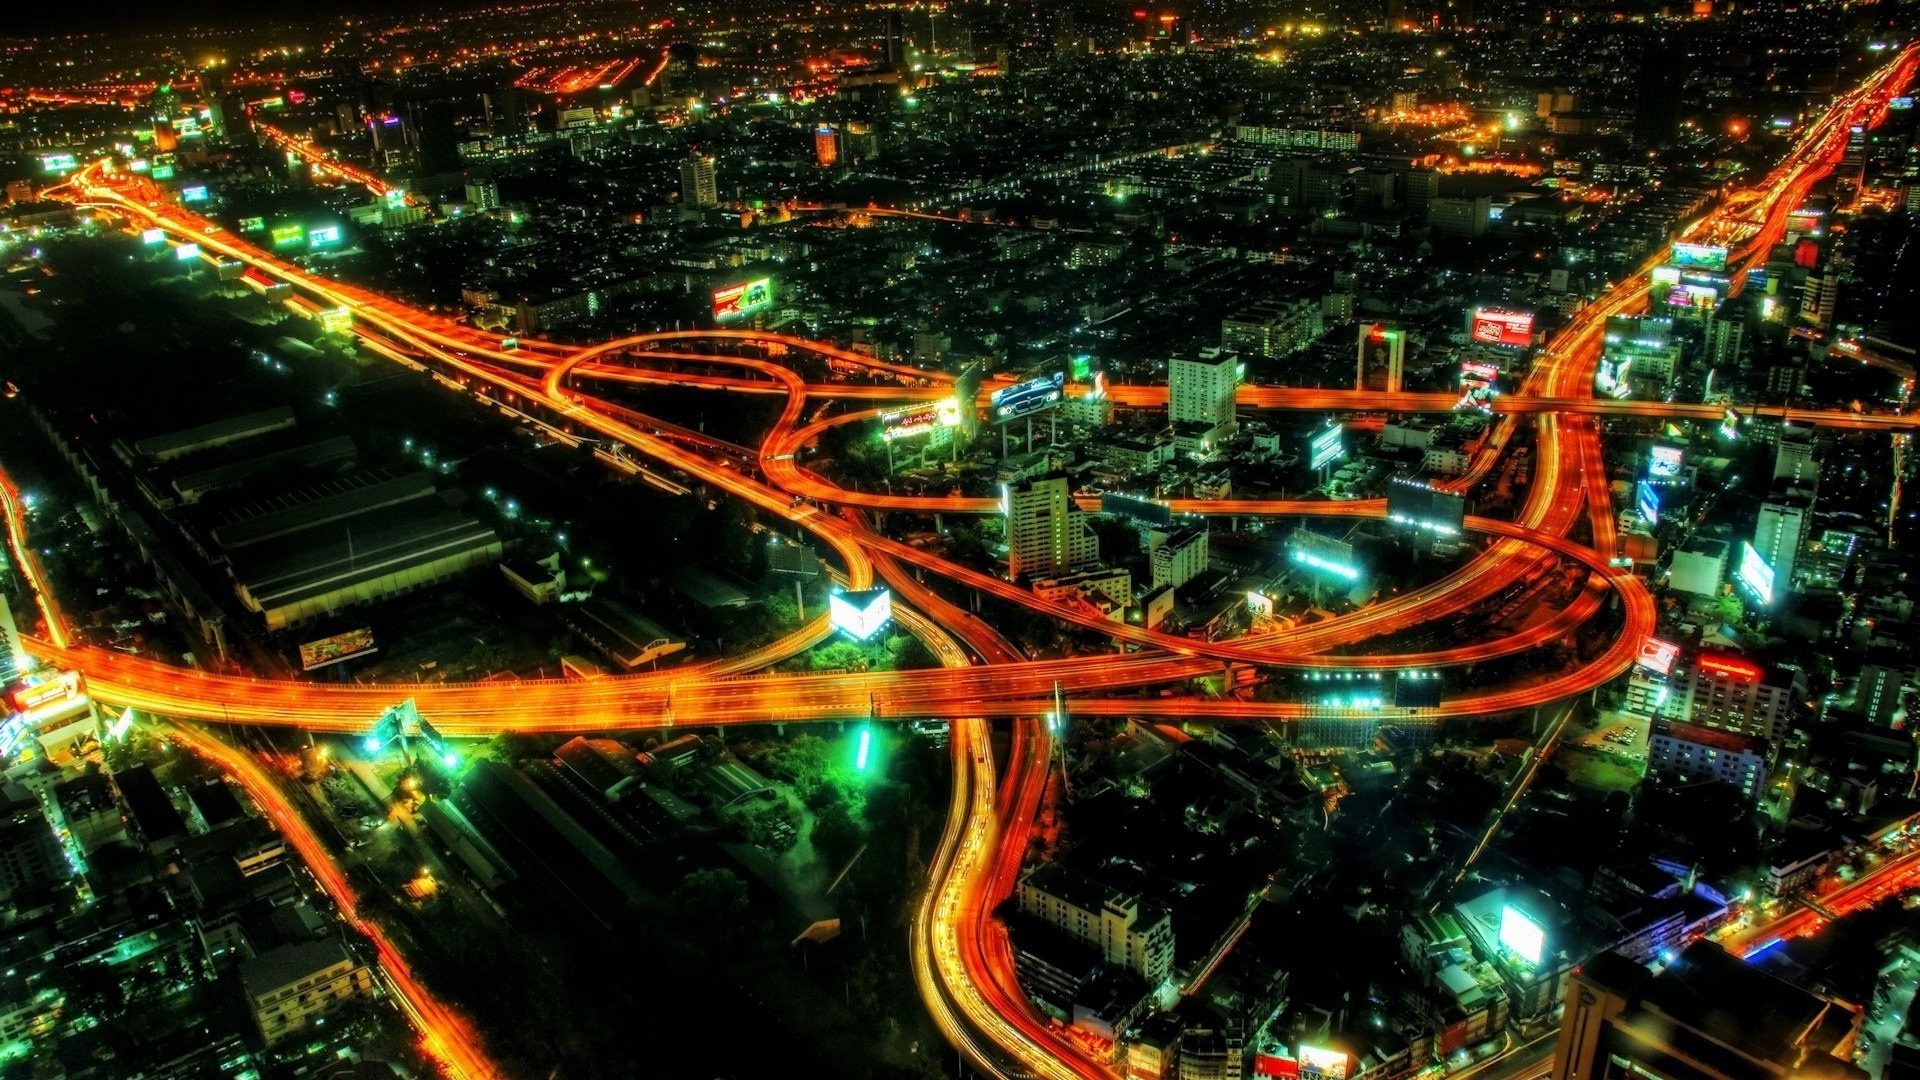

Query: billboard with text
[1470,308,1534,348]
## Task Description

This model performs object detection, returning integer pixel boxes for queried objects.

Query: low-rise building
[1016,863,1174,987]
[238,936,375,1046]
[1646,720,1768,799]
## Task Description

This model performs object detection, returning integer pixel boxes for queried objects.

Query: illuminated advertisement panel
[270,224,304,247]
[1636,637,1680,676]
[238,216,266,233]
[1309,424,1345,470]
[1386,477,1465,536]
[1665,284,1718,314]
[2,672,81,715]
[1720,407,1740,440]
[1297,1045,1350,1080]
[989,371,1066,421]
[1636,480,1660,526]
[174,243,202,261]
[181,185,209,202]
[828,588,892,641]
[1499,905,1546,965]
[879,403,941,441]
[140,228,167,245]
[1650,265,1681,288]
[1649,443,1684,478]
[307,225,342,247]
[1470,308,1534,347]
[1698,651,1763,682]
[317,306,354,335]
[1670,242,1729,271]
[39,153,77,173]
[933,397,965,429]
[298,628,378,671]
[1735,541,1774,606]
[712,278,774,320]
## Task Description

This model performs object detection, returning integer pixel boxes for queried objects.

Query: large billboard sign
[174,243,202,262]
[1288,529,1360,581]
[299,628,378,671]
[3,672,82,716]
[1670,242,1729,271]
[1636,480,1660,526]
[713,278,774,320]
[1720,407,1740,440]
[1636,637,1680,676]
[1649,442,1685,478]
[317,306,354,335]
[1736,541,1774,606]
[879,403,942,441]
[1470,308,1534,348]
[1499,905,1546,965]
[1297,1045,1350,1080]
[1698,651,1764,683]
[1386,477,1465,536]
[989,371,1065,421]
[1309,424,1345,470]
[1665,284,1718,315]
[829,588,892,641]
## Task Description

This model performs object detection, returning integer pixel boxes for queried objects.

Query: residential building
[1773,428,1818,491]
[1646,720,1768,799]
[1016,863,1174,987]
[239,936,376,1046]
[0,594,21,679]
[1032,569,1134,620]
[679,155,718,208]
[1219,299,1324,359]
[1550,942,1865,1080]
[1169,350,1239,434]
[1005,473,1101,581]
[1428,196,1491,238]
[1667,537,1727,598]
[1149,527,1209,591]
[1853,663,1908,727]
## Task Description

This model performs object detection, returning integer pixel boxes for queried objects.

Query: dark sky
[10,0,404,39]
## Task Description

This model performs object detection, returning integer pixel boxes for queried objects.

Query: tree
[676,867,750,933]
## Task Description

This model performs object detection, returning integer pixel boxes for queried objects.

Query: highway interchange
[4,45,1916,1079]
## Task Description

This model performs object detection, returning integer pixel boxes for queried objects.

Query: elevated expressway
[11,45,1911,1080]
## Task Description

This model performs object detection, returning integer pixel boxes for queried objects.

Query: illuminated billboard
[1650,265,1681,288]
[1459,361,1499,412]
[1498,905,1545,965]
[238,216,266,233]
[1635,480,1660,526]
[1387,477,1465,536]
[713,278,774,320]
[1470,308,1533,348]
[140,228,167,245]
[934,397,965,429]
[298,627,378,671]
[270,224,304,247]
[829,588,892,641]
[174,243,202,261]
[307,225,342,247]
[1309,424,1345,470]
[1287,529,1360,581]
[990,371,1066,421]
[1736,541,1774,606]
[1665,284,1718,315]
[3,672,82,716]
[1636,637,1680,676]
[1595,357,1631,399]
[1697,652,1763,683]
[879,403,941,441]
[1297,1045,1350,1080]
[1649,442,1684,478]
[38,153,77,174]
[1071,354,1094,382]
[317,306,354,335]
[181,185,209,202]
[1671,242,1729,271]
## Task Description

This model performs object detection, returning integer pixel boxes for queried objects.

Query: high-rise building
[1016,863,1174,986]
[1356,324,1405,393]
[1704,312,1744,371]
[1754,494,1813,597]
[1658,655,1802,742]
[1168,351,1239,430]
[1428,196,1491,238]
[1666,537,1727,597]
[1551,942,1864,1080]
[0,592,23,679]
[1772,428,1818,491]
[679,155,718,208]
[1148,526,1209,591]
[1004,473,1100,581]
[1631,40,1684,150]
[1853,663,1909,727]
[464,177,500,211]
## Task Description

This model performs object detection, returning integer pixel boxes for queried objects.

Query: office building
[1016,863,1174,987]
[1646,721,1767,800]
[1753,494,1813,599]
[239,936,376,1046]
[0,796,66,904]
[1658,655,1802,742]
[464,177,500,211]
[1428,196,1491,238]
[1853,663,1909,727]
[1772,428,1817,491]
[1600,316,1681,391]
[1149,527,1209,591]
[1005,474,1100,581]
[1631,41,1685,150]
[1704,314,1744,369]
[679,155,718,209]
[1168,351,1239,430]
[1667,537,1727,598]
[1219,299,1324,360]
[1357,325,1406,393]
[1551,942,1864,1080]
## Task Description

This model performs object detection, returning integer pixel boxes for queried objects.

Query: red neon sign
[1696,654,1762,683]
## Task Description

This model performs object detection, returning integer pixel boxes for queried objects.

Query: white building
[1667,537,1727,598]
[1659,656,1802,742]
[1149,527,1209,591]
[1169,350,1239,432]
[1647,720,1768,800]
[1016,863,1173,986]
[679,155,718,208]
[1754,494,1813,599]
[1005,474,1100,581]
